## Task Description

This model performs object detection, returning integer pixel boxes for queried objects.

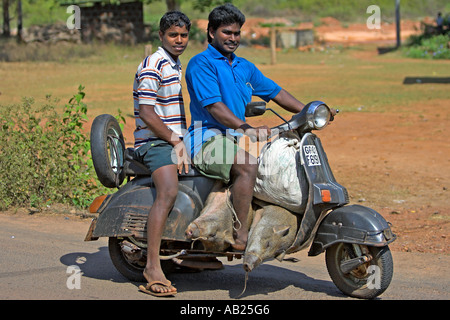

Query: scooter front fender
[308,204,396,256]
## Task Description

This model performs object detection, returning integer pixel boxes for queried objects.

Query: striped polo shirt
[133,46,187,149]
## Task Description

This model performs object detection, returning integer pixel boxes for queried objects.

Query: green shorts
[133,139,175,174]
[193,135,240,184]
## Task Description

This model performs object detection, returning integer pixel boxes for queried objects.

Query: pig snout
[185,222,201,239]
[243,252,262,272]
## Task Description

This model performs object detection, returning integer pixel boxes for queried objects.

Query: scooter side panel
[92,176,214,241]
[308,204,396,256]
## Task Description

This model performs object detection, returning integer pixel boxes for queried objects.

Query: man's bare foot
[231,241,246,251]
[232,229,248,251]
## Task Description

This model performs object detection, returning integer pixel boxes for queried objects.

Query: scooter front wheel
[325,243,393,299]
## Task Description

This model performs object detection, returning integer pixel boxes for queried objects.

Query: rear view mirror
[245,101,266,117]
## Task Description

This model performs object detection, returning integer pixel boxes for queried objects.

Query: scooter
[84,101,396,299]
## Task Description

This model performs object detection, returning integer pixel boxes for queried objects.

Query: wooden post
[144,44,153,58]
[270,26,276,65]
[395,0,401,48]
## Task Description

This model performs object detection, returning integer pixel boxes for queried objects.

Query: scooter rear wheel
[325,243,393,299]
[90,114,125,188]
[108,237,176,282]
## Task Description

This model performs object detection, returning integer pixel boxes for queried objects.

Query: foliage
[404,34,450,60]
[190,0,231,12]
[5,0,450,28]
[234,0,450,22]
[0,85,110,210]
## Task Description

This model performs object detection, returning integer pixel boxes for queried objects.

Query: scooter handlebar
[244,102,338,141]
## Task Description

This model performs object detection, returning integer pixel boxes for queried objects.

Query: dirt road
[0,211,448,302]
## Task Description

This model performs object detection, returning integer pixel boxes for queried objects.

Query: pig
[243,204,299,272]
[185,181,256,252]
[185,182,299,267]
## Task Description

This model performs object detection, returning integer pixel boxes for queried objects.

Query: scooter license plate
[303,145,321,166]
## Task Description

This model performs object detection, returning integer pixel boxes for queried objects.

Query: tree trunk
[166,0,181,11]
[17,0,23,42]
[2,0,11,37]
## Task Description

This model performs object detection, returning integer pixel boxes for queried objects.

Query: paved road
[0,212,448,303]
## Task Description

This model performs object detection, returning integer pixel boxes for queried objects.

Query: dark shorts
[133,139,176,174]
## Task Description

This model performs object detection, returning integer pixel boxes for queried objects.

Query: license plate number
[303,145,321,166]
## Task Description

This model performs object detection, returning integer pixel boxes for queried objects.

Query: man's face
[159,25,189,60]
[209,22,241,57]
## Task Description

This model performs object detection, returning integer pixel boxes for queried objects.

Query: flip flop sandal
[139,280,177,297]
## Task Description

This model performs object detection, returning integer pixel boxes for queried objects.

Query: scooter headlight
[312,104,331,130]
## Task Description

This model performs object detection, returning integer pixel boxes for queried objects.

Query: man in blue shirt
[185,4,307,251]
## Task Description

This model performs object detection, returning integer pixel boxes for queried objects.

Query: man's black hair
[160,11,191,34]
[207,3,245,43]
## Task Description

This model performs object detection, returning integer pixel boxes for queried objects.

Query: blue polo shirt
[185,44,281,157]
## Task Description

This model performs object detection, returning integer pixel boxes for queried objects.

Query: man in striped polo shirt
[133,11,190,297]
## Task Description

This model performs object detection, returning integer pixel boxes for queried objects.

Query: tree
[149,0,231,12]
[2,0,10,37]
[190,0,232,12]
[165,0,181,11]
[17,0,23,42]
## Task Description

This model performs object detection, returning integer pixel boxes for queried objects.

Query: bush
[0,85,108,210]
[404,34,450,60]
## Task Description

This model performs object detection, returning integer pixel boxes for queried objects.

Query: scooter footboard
[308,204,396,256]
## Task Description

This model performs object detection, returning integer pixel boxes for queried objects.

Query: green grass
[1,42,449,120]
[238,45,450,114]
[1,41,449,211]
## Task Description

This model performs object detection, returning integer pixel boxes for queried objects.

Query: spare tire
[90,114,125,188]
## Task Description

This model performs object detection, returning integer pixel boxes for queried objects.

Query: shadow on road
[170,262,345,299]
[60,247,344,299]
[60,246,129,283]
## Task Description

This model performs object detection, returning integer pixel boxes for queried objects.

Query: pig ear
[273,225,290,237]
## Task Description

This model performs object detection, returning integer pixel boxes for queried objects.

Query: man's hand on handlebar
[239,123,271,142]
[330,108,339,122]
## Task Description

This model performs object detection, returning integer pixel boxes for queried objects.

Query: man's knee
[156,184,178,207]
[231,161,258,180]
[234,149,257,166]
[235,148,257,168]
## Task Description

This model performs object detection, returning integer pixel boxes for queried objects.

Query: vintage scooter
[84,101,396,299]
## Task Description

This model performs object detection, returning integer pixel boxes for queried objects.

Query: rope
[225,185,242,232]
[159,249,187,260]
[236,271,249,298]
[190,236,208,250]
